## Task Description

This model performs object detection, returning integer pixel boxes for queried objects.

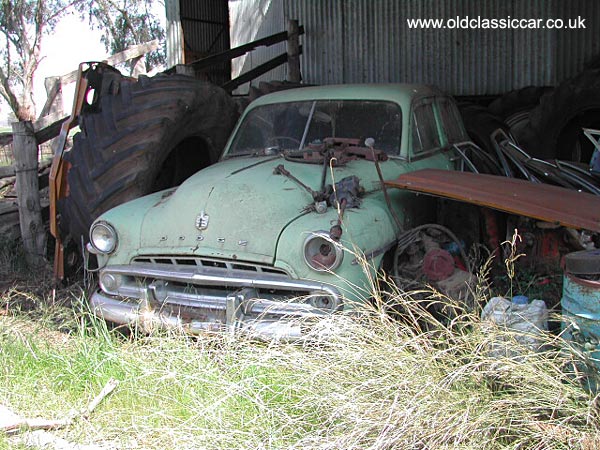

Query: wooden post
[287,19,301,83]
[11,121,46,267]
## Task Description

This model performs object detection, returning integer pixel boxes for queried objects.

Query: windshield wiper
[225,151,256,159]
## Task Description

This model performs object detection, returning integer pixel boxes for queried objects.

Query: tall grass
[1,284,599,449]
[1,233,599,448]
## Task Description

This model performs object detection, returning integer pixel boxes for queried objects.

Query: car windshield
[226,100,402,157]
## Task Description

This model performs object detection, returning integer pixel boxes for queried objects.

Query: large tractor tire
[59,72,239,244]
[519,69,600,161]
[459,104,509,155]
[488,86,550,127]
[488,86,552,147]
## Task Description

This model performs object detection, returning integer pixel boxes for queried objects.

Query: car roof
[247,83,445,108]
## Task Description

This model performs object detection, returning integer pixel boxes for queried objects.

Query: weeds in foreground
[1,236,599,449]
[1,282,599,449]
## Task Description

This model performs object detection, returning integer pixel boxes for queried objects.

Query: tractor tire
[59,73,238,244]
[521,69,600,161]
[459,104,508,155]
[488,86,551,126]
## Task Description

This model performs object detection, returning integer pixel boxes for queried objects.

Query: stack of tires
[459,69,600,164]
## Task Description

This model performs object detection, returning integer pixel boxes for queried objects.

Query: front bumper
[91,262,343,340]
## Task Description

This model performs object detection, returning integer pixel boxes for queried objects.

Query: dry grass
[1,239,599,449]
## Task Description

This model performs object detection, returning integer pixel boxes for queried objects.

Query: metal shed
[167,0,600,95]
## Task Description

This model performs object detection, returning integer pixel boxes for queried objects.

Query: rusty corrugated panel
[510,0,553,88]
[386,169,600,232]
[553,0,600,82]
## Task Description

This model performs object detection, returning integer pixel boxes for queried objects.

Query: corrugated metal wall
[229,0,287,84]
[179,0,231,85]
[229,0,600,95]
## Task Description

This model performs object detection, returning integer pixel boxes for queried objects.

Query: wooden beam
[222,47,302,92]
[57,40,160,85]
[287,20,301,83]
[0,132,12,146]
[105,40,159,69]
[187,27,304,72]
[1,113,70,148]
[0,165,15,178]
[38,77,62,119]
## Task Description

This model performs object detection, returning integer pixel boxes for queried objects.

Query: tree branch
[0,65,20,117]
[1,378,119,434]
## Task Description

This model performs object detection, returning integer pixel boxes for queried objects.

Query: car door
[408,97,453,171]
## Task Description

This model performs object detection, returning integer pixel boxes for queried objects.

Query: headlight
[89,221,118,254]
[303,231,343,272]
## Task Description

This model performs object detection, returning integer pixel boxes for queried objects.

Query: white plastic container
[481,296,548,356]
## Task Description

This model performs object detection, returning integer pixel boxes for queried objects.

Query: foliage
[77,0,165,70]
[0,0,73,120]
[1,271,599,448]
[1,229,598,448]
[0,0,164,122]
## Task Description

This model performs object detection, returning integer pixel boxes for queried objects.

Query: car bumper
[91,262,343,340]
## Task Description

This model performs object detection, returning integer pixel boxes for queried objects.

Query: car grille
[132,255,289,276]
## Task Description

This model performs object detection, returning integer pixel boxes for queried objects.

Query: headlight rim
[89,221,118,255]
[303,230,344,272]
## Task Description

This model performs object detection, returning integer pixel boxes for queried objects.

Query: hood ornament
[195,210,209,230]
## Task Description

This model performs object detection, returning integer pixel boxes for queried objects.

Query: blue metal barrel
[561,250,600,366]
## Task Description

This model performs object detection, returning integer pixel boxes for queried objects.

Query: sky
[34,12,109,114]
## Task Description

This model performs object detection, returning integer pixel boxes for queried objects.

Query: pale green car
[88,84,470,338]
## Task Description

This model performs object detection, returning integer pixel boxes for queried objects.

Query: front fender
[91,190,173,267]
[274,196,399,304]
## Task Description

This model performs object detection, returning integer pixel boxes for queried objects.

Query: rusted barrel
[561,250,600,367]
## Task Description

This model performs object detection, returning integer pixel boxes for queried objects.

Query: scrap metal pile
[454,128,600,196]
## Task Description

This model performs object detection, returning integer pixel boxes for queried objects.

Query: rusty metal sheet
[386,169,600,232]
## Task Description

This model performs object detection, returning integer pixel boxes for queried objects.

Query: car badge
[195,210,209,230]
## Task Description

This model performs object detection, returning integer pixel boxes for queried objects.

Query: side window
[411,101,441,154]
[438,98,469,144]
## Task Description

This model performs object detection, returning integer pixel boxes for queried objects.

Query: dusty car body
[87,84,469,338]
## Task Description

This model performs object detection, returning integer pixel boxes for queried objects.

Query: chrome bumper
[91,263,342,340]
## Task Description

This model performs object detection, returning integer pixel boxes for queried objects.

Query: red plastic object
[423,249,455,281]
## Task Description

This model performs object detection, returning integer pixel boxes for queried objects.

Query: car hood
[138,156,319,263]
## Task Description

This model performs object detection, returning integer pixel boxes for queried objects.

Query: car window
[411,101,441,154]
[227,100,403,156]
[438,98,469,144]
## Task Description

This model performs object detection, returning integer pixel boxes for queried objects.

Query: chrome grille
[132,255,289,276]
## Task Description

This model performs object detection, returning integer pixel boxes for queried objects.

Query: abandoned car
[87,84,473,338]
